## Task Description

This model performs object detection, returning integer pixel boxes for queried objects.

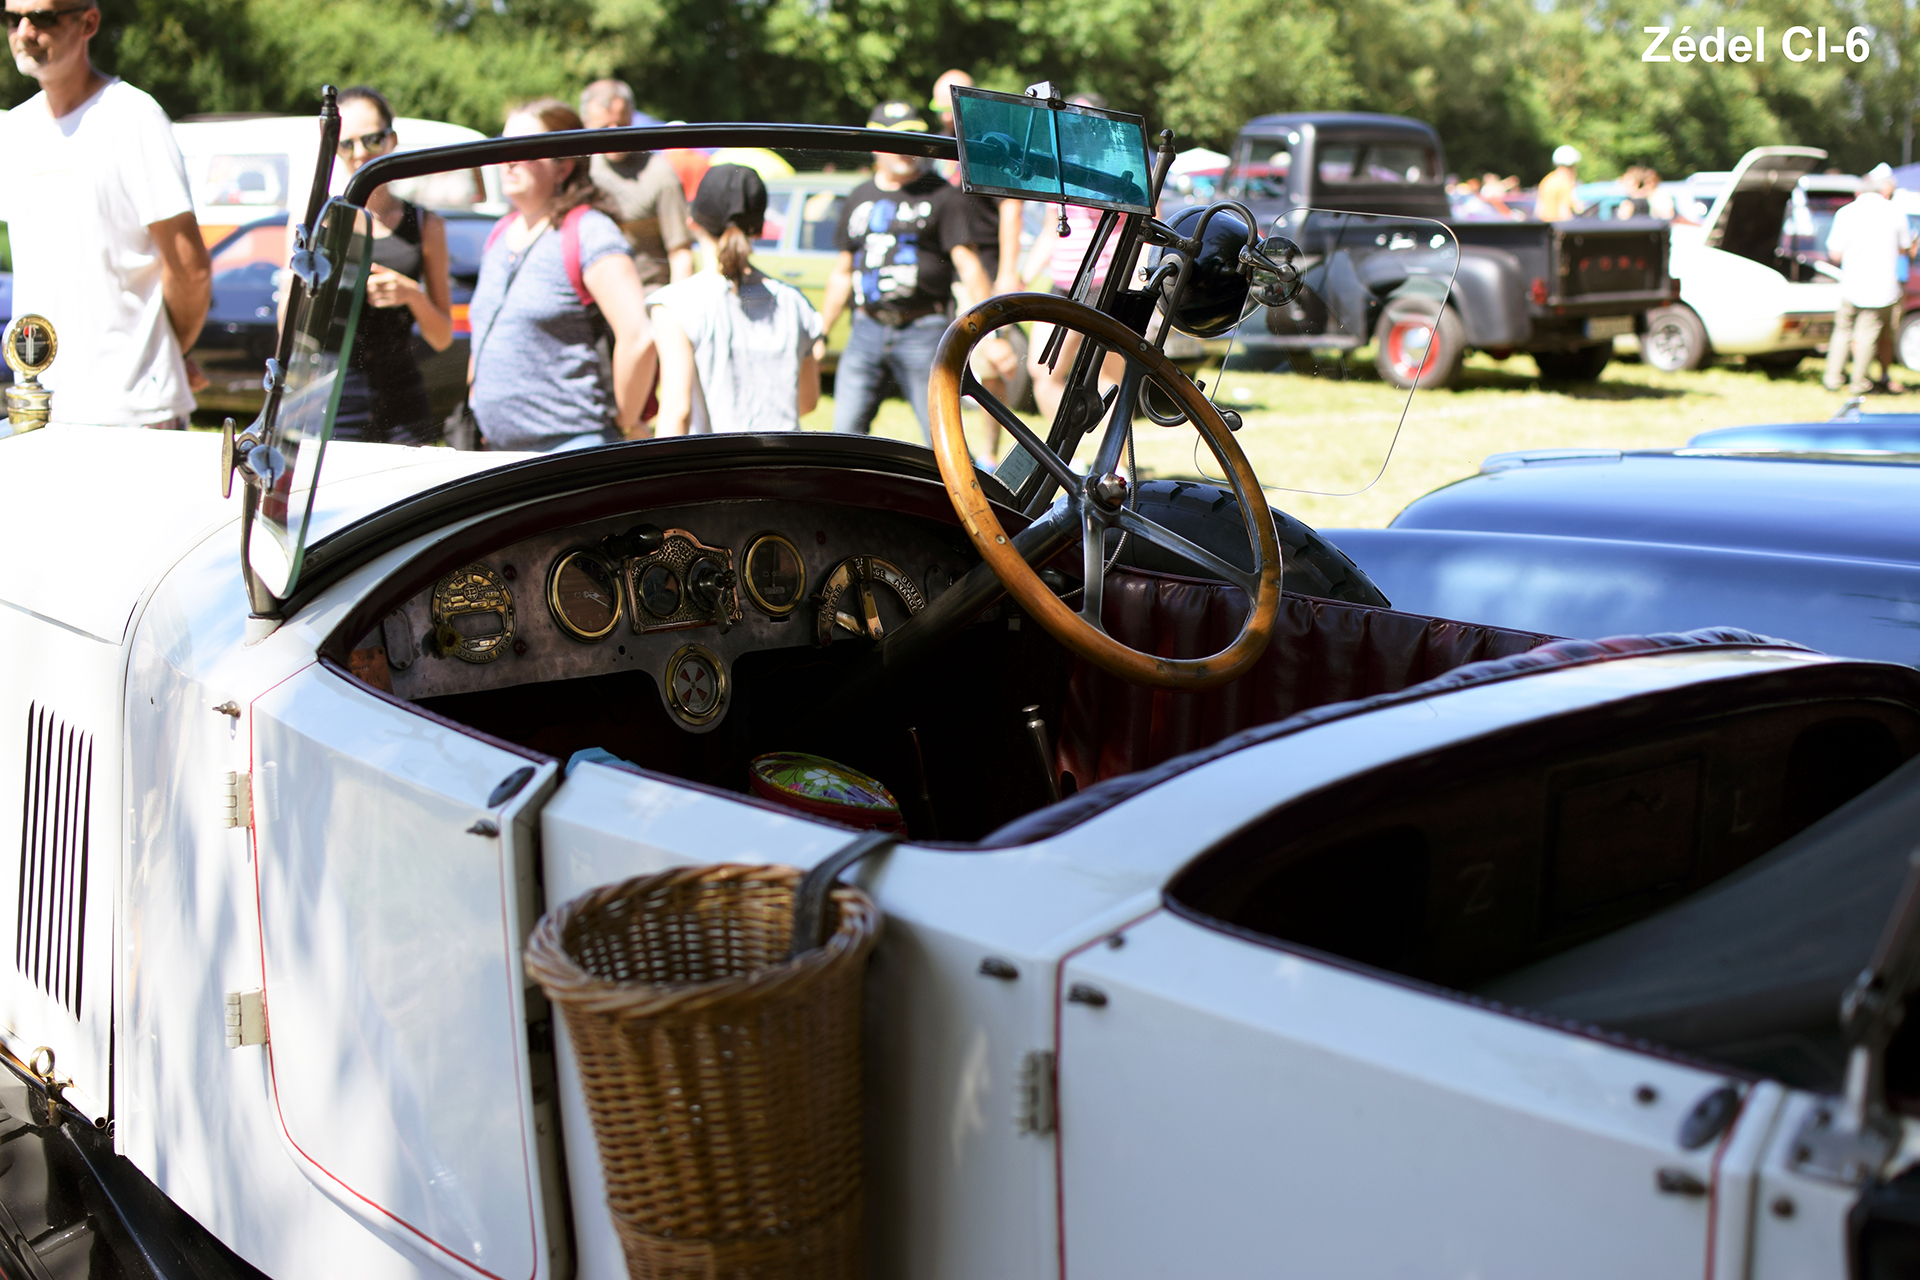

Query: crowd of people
[7,0,1919,437]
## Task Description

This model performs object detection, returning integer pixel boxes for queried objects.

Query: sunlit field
[804,350,1871,530]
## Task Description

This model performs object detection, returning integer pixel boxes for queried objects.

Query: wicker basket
[524,864,880,1280]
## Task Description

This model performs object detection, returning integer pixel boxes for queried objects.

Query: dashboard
[365,499,979,734]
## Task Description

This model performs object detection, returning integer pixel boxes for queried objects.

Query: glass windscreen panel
[249,199,371,599]
[980,209,1456,525]
[1199,209,1458,504]
[950,86,1151,213]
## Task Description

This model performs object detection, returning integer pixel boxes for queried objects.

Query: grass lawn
[800,349,1865,530]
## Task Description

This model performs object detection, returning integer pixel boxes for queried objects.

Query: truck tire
[1533,345,1611,381]
[1108,479,1390,606]
[1641,305,1708,372]
[1373,302,1465,390]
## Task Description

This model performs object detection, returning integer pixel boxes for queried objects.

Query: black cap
[867,100,929,132]
[690,163,768,239]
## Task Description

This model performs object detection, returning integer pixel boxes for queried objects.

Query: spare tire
[1106,479,1390,606]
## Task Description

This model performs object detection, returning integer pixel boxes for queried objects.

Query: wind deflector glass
[951,86,1150,213]
[1174,209,1460,503]
[249,199,371,599]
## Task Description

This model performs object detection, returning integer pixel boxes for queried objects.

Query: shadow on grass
[1447,364,1688,399]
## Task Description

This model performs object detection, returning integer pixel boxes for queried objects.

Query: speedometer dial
[546,549,623,642]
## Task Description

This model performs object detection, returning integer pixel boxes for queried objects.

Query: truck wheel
[1532,345,1610,381]
[1373,302,1464,390]
[1641,305,1707,372]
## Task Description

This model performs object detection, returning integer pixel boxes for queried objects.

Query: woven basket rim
[523,863,880,1019]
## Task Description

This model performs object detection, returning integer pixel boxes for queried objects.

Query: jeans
[832,310,948,443]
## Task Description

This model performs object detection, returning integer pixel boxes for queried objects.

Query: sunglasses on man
[4,5,93,32]
[337,130,395,155]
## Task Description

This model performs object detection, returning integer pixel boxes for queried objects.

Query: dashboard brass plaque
[432,563,515,663]
[817,556,926,645]
[546,548,623,642]
[622,529,741,634]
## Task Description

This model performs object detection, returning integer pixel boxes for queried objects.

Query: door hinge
[221,771,252,829]
[1016,1050,1056,1136]
[225,989,266,1047]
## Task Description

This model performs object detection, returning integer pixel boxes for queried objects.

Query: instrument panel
[374,499,975,732]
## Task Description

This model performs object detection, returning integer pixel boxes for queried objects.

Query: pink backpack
[482,204,597,305]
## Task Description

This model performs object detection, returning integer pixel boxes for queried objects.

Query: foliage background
[3,0,1919,181]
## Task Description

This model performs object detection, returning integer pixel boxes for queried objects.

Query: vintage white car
[1644,146,1843,373]
[1,94,1918,1280]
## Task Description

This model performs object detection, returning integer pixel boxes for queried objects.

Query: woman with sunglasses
[329,85,454,445]
[465,99,653,451]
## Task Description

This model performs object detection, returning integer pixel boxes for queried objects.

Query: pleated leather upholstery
[1058,567,1560,788]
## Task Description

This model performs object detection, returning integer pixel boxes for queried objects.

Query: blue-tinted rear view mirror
[950,85,1152,214]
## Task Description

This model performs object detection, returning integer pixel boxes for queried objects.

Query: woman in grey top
[649,165,822,435]
[466,99,654,451]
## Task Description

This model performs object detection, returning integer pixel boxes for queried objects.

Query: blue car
[1327,427,1920,665]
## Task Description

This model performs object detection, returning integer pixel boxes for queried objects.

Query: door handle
[1655,1167,1707,1197]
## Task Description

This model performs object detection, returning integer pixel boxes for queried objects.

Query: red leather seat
[1058,567,1558,788]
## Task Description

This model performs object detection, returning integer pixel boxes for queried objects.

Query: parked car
[188,207,493,424]
[174,113,505,249]
[1209,112,1676,387]
[1329,441,1920,665]
[753,170,861,369]
[1645,147,1844,373]
[4,105,1920,1280]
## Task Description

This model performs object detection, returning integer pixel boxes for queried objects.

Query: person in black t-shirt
[821,100,994,442]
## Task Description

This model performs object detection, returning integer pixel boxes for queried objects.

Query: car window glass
[758,190,792,250]
[441,215,495,283]
[1358,145,1436,184]
[798,191,845,251]
[212,223,288,294]
[187,153,291,208]
[1229,137,1291,200]
[1316,145,1359,184]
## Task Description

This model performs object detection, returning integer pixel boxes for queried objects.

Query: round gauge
[742,534,806,616]
[665,645,726,726]
[638,563,682,618]
[546,549,622,642]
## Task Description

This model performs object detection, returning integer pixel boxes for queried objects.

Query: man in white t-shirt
[2,0,210,427]
[1824,164,1915,394]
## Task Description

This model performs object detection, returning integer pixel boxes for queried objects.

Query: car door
[1057,908,1769,1279]
[251,662,568,1280]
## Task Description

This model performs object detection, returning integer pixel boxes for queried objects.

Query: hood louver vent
[19,704,90,1018]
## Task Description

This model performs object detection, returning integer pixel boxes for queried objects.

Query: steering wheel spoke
[1114,507,1263,597]
[960,366,1081,494]
[930,292,1282,692]
[1079,505,1110,632]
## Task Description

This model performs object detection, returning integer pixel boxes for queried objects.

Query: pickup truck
[1210,112,1676,388]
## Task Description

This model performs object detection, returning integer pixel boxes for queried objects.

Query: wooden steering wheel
[929,292,1282,691]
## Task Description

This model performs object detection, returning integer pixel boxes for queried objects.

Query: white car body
[4,118,1919,1280]
[0,421,1910,1279]
[1669,147,1840,356]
